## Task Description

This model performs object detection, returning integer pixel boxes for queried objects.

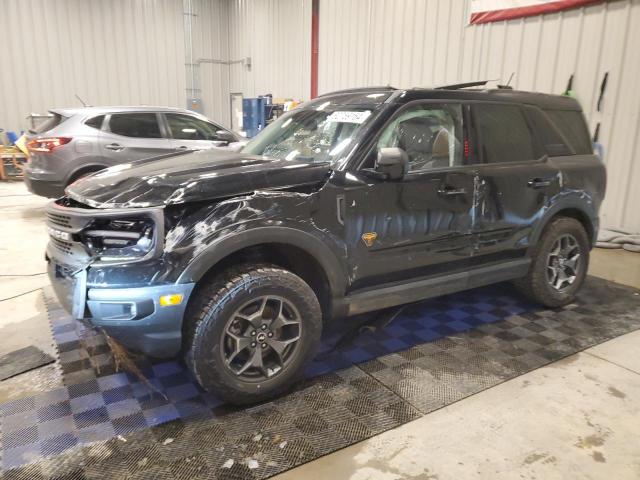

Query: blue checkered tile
[0,282,557,470]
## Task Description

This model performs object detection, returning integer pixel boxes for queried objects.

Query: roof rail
[318,86,396,97]
[435,80,491,90]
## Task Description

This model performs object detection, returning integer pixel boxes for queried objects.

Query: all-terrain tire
[513,217,590,308]
[183,264,322,404]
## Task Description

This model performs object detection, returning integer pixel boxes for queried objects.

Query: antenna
[505,72,515,87]
[75,94,90,107]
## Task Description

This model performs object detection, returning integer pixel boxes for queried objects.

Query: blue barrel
[242,97,266,138]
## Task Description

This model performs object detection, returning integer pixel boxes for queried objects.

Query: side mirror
[215,130,237,144]
[376,147,408,180]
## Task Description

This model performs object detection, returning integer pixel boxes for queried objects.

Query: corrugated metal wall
[318,0,640,232]
[227,0,311,101]
[0,0,187,131]
[190,0,232,125]
[0,0,310,131]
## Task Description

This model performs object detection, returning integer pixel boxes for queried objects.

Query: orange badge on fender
[361,232,377,247]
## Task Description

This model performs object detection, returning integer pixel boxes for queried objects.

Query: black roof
[311,85,582,111]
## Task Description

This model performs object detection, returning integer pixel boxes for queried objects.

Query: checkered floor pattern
[1,276,640,478]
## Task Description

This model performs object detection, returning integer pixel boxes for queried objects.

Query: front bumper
[86,283,195,357]
[47,256,195,357]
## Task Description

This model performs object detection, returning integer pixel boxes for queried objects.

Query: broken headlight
[80,217,156,263]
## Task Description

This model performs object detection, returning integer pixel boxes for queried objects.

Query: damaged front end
[45,197,195,357]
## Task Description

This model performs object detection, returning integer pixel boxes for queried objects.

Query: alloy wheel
[221,296,302,381]
[546,233,582,292]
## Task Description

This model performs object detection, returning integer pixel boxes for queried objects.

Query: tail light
[27,137,72,153]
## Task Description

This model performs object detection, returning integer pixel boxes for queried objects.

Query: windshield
[242,106,378,163]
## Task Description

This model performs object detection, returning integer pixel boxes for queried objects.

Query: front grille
[47,212,72,229]
[51,237,73,255]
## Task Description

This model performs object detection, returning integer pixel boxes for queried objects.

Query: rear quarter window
[543,109,592,155]
[523,106,573,156]
[85,115,105,130]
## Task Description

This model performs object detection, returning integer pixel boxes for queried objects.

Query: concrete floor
[1,180,639,478]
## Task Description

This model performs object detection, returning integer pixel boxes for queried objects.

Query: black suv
[45,85,606,403]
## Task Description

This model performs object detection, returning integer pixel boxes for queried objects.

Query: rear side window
[474,104,540,163]
[108,113,162,138]
[544,110,592,155]
[85,115,105,130]
[523,106,572,156]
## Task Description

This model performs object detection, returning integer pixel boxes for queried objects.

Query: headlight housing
[80,217,156,262]
[46,199,165,266]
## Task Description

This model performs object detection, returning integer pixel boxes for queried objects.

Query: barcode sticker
[327,111,372,124]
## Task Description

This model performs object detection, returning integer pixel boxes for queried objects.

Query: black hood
[66,150,331,208]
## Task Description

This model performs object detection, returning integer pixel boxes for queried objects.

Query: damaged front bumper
[48,253,195,358]
[47,253,194,358]
[45,199,195,358]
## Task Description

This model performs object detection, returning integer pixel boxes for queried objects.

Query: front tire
[184,265,322,404]
[514,217,590,308]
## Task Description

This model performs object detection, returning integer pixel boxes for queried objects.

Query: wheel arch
[531,201,597,251]
[65,163,108,187]
[178,227,349,320]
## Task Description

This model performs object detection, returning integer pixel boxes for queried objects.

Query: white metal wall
[318,0,640,232]
[227,0,311,101]
[0,0,187,131]
[0,0,310,132]
[190,0,232,125]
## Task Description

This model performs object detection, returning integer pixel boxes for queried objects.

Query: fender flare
[529,196,598,250]
[177,226,348,298]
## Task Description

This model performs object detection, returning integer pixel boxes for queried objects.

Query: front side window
[242,107,378,163]
[474,104,540,163]
[377,103,463,172]
[166,114,220,141]
[108,113,162,138]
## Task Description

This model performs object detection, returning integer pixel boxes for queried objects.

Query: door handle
[437,186,467,196]
[527,177,552,189]
[175,145,189,150]
[105,143,124,151]
[336,194,345,225]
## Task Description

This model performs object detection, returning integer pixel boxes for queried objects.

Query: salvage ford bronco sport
[45,84,606,403]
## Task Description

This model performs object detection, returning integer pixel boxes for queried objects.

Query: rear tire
[183,264,322,404]
[513,217,589,308]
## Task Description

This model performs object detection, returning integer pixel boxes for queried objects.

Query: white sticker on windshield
[327,110,372,124]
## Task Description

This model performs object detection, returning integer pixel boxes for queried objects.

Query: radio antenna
[75,94,90,107]
[505,72,515,87]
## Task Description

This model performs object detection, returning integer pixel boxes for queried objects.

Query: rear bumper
[24,173,64,198]
[47,255,195,358]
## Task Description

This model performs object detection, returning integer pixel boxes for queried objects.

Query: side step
[345,259,530,315]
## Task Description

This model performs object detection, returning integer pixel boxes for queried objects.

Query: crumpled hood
[66,150,331,208]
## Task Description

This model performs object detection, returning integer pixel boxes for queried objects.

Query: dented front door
[341,169,476,291]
